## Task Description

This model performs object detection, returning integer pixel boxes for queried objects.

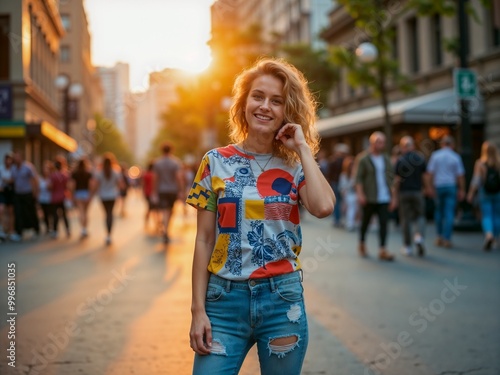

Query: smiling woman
[84,0,213,89]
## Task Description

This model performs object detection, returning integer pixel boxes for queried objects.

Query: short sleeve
[185,154,217,212]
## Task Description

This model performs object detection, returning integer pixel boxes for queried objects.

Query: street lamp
[55,74,83,137]
[355,42,393,150]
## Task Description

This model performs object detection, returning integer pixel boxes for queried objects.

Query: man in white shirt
[426,136,465,248]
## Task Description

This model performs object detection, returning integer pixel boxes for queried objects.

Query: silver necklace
[242,143,274,173]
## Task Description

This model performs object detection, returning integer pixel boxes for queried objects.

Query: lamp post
[355,42,393,150]
[55,74,83,137]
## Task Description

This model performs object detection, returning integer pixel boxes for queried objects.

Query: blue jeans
[479,189,500,236]
[434,186,457,241]
[193,271,308,375]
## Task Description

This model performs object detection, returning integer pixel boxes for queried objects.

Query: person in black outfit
[393,136,428,256]
[327,143,349,227]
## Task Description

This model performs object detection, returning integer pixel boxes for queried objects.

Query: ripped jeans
[193,271,308,375]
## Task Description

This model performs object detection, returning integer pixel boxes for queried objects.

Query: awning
[317,89,485,137]
[0,120,78,153]
[28,121,78,153]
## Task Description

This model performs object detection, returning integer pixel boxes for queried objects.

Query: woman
[467,141,500,251]
[38,161,53,235]
[142,161,158,229]
[339,156,358,231]
[92,153,124,246]
[50,159,70,238]
[70,157,94,238]
[186,58,335,375]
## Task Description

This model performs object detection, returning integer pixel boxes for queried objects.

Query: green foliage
[93,114,135,165]
[278,44,338,111]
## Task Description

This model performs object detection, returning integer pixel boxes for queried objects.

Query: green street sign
[453,68,478,98]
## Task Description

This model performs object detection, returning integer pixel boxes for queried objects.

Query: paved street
[0,190,499,375]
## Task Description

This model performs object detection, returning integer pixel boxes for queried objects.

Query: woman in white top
[92,153,124,246]
[38,161,53,235]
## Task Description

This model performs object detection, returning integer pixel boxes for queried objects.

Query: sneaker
[0,232,6,242]
[435,237,444,247]
[80,229,88,239]
[162,234,170,244]
[50,231,58,239]
[416,242,426,257]
[400,246,412,256]
[105,236,112,246]
[9,233,22,242]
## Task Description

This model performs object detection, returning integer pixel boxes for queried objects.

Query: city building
[0,0,78,169]
[134,68,194,163]
[58,0,103,157]
[318,1,500,157]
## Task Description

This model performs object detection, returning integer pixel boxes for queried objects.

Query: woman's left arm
[276,123,335,218]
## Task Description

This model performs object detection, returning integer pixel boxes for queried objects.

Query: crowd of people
[322,134,500,258]
[0,150,133,245]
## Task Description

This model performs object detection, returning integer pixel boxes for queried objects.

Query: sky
[84,0,214,92]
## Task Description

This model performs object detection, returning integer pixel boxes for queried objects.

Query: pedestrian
[70,157,94,239]
[393,136,428,256]
[327,143,349,227]
[49,159,70,238]
[186,58,335,375]
[151,141,184,244]
[355,131,395,260]
[339,155,358,231]
[10,150,39,241]
[466,141,500,251]
[117,163,130,217]
[425,136,465,248]
[38,161,53,235]
[0,153,15,240]
[142,161,158,230]
[92,153,124,246]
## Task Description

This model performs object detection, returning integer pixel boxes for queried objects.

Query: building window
[0,15,9,79]
[431,14,443,66]
[61,14,70,31]
[60,45,70,62]
[407,17,419,73]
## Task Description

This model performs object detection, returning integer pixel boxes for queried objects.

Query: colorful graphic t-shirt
[186,145,306,281]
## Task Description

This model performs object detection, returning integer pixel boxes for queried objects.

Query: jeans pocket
[206,283,225,302]
[276,280,304,302]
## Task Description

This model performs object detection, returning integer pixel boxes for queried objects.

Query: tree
[279,43,338,115]
[328,0,456,149]
[93,114,134,165]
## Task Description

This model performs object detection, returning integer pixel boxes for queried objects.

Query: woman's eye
[253,95,263,100]
[272,99,283,105]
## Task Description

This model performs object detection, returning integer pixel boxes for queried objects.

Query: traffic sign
[453,68,478,98]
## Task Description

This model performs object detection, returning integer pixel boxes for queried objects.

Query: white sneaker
[105,236,111,246]
[9,233,22,242]
[400,246,412,256]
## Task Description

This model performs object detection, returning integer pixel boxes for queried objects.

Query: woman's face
[244,74,285,137]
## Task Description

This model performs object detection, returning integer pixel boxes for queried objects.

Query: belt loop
[269,276,276,292]
[225,279,231,293]
[298,269,304,282]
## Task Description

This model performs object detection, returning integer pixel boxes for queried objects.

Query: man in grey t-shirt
[152,142,184,243]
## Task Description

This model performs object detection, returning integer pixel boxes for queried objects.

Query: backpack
[484,165,500,194]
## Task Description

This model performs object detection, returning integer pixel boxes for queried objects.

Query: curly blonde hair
[229,57,320,166]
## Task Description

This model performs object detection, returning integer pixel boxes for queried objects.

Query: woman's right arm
[467,160,483,203]
[190,208,216,355]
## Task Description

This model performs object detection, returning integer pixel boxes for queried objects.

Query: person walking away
[142,162,158,230]
[355,132,396,260]
[425,136,465,248]
[0,153,15,240]
[339,156,358,231]
[151,142,184,244]
[92,153,124,246]
[186,58,335,375]
[49,160,70,238]
[70,157,94,239]
[466,141,500,251]
[117,163,130,217]
[393,136,428,256]
[38,161,53,235]
[328,143,349,227]
[10,150,39,241]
